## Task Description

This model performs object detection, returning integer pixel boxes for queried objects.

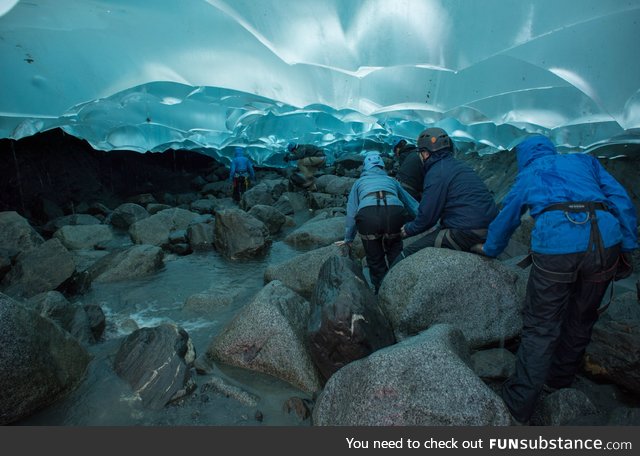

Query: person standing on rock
[283,142,326,191]
[390,127,498,267]
[229,146,255,202]
[476,134,638,424]
[335,152,418,294]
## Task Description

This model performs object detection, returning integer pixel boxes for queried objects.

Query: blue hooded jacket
[483,136,638,257]
[344,154,419,242]
[229,147,255,182]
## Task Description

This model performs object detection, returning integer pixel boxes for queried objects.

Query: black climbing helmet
[417,127,452,153]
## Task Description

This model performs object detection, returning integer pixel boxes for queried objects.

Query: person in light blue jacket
[479,135,638,424]
[229,146,255,202]
[335,152,419,294]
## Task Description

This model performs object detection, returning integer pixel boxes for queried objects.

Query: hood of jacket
[516,135,556,170]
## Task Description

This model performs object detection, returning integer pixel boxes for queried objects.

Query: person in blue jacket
[335,152,419,294]
[478,134,638,424]
[391,127,498,266]
[229,146,256,202]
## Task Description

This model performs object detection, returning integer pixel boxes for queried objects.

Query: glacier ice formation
[1,0,639,166]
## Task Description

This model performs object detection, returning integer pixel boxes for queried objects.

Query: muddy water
[17,237,317,426]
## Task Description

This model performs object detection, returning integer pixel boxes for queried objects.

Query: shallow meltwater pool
[17,240,316,426]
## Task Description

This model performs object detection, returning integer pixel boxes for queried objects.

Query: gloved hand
[283,154,291,163]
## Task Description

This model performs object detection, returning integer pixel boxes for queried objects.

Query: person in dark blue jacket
[478,135,638,425]
[229,146,256,202]
[335,152,418,294]
[391,127,498,266]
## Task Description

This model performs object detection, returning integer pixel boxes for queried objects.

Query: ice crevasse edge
[0,0,639,165]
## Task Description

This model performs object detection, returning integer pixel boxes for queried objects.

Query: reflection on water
[17,240,314,426]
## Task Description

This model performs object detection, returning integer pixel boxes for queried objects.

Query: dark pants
[501,244,620,422]
[232,175,249,202]
[390,227,486,269]
[356,205,410,293]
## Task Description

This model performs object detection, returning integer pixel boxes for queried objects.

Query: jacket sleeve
[396,181,419,217]
[344,182,360,242]
[403,170,445,236]
[594,158,639,252]
[482,176,528,257]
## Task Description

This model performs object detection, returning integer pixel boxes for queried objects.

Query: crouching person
[335,152,418,294]
[478,135,638,424]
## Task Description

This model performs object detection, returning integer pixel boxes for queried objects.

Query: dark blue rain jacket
[483,136,638,256]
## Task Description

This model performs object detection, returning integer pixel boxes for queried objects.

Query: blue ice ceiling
[1,0,639,165]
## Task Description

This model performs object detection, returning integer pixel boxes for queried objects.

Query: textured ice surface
[1,0,639,163]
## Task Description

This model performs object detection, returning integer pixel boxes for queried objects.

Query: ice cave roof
[1,0,639,165]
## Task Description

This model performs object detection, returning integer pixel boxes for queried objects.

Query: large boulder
[284,216,345,249]
[248,204,287,235]
[110,203,149,229]
[206,280,323,394]
[0,211,43,254]
[312,324,512,426]
[26,291,94,344]
[240,183,274,210]
[308,255,395,382]
[113,324,196,409]
[264,244,345,299]
[1,238,76,299]
[53,224,114,250]
[314,174,357,195]
[128,207,198,246]
[379,247,526,348]
[0,293,91,425]
[84,244,164,283]
[42,213,102,237]
[214,208,271,259]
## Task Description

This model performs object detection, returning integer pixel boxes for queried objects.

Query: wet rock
[186,216,215,250]
[53,224,114,250]
[182,290,233,315]
[0,293,91,425]
[110,203,150,229]
[241,183,274,210]
[308,255,395,382]
[84,244,164,283]
[214,208,271,259]
[189,198,217,215]
[206,280,323,394]
[313,324,512,426]
[128,207,198,246]
[264,244,345,299]
[1,238,75,299]
[284,216,345,249]
[248,204,287,235]
[307,192,346,210]
[283,397,312,421]
[27,291,94,344]
[83,303,106,340]
[273,192,308,215]
[379,247,526,348]
[113,323,196,409]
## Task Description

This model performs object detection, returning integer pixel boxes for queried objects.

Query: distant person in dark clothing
[284,142,326,191]
[477,135,638,425]
[229,146,255,202]
[391,127,498,266]
[393,139,424,201]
